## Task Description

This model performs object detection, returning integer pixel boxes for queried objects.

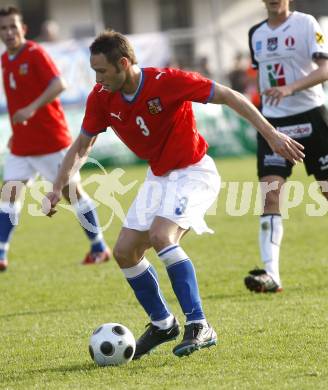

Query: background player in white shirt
[245,0,328,292]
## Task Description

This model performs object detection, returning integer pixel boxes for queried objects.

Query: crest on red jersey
[19,63,28,75]
[147,98,163,114]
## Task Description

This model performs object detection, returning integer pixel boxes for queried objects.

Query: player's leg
[258,174,285,289]
[151,218,205,324]
[62,182,110,265]
[0,154,35,271]
[32,148,110,265]
[244,130,292,293]
[113,227,179,359]
[150,217,216,357]
[245,175,285,292]
[0,180,26,271]
[152,155,220,356]
[308,106,328,209]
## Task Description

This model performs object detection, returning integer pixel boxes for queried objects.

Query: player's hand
[42,190,62,217]
[12,106,36,125]
[263,85,293,106]
[267,131,305,165]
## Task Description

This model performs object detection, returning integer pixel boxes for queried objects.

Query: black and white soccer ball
[89,323,136,366]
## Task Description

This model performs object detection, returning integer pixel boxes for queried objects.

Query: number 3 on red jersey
[136,115,150,136]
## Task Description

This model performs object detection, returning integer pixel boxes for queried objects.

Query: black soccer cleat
[244,269,282,293]
[172,322,217,357]
[133,317,180,360]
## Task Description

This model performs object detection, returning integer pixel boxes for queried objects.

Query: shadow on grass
[0,363,99,384]
[204,283,328,301]
[23,358,166,377]
[0,301,136,319]
[0,308,73,319]
[29,362,103,374]
[2,283,325,321]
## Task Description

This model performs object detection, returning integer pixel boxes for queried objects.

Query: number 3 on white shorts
[136,116,150,136]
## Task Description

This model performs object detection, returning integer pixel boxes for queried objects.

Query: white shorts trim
[123,155,220,234]
[3,149,80,184]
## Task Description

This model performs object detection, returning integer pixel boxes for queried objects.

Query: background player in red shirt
[44,30,304,359]
[0,7,110,271]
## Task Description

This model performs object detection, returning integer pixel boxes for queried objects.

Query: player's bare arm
[12,76,67,124]
[42,133,96,216]
[264,58,328,106]
[210,83,304,164]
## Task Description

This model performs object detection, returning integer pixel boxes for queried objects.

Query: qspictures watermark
[1,159,328,232]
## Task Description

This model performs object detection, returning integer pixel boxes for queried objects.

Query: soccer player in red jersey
[0,7,110,271]
[44,30,304,358]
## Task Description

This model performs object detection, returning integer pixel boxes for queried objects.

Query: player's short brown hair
[0,6,23,22]
[90,30,137,70]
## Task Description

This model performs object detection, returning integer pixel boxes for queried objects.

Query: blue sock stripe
[158,245,179,257]
[79,210,101,239]
[75,199,106,252]
[149,267,171,314]
[166,258,205,322]
[166,258,190,270]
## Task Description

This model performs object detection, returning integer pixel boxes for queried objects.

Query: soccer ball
[89,323,136,366]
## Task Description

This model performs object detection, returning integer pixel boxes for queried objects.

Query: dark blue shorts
[257,105,328,180]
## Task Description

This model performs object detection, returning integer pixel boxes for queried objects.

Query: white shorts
[123,155,220,234]
[3,149,80,183]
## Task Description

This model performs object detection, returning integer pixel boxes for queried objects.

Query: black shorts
[257,105,328,180]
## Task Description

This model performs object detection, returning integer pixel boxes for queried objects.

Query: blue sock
[74,197,106,253]
[0,202,20,259]
[122,258,171,321]
[158,245,205,322]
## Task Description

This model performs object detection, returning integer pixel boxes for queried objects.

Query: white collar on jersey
[266,11,294,31]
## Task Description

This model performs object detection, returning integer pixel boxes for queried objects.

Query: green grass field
[1,156,328,390]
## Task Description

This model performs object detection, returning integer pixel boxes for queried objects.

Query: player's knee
[112,243,126,262]
[113,242,134,267]
[148,229,171,252]
[320,190,328,203]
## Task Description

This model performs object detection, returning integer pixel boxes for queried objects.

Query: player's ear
[119,57,129,70]
[22,23,28,36]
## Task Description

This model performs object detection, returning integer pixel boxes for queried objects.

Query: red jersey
[1,41,71,156]
[82,67,214,176]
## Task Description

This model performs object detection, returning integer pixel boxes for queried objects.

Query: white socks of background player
[259,214,283,287]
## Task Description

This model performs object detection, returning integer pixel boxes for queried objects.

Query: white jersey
[249,11,328,118]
